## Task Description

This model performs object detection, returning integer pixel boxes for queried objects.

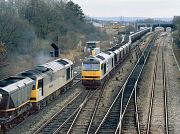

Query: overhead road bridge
[152,23,174,31]
[137,23,174,31]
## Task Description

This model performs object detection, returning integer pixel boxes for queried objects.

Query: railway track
[33,80,106,134]
[94,33,156,134]
[33,86,107,134]
[121,83,141,134]
[33,47,133,134]
[85,48,138,134]
[3,33,153,133]
[65,82,106,134]
[146,35,169,134]
[33,90,90,134]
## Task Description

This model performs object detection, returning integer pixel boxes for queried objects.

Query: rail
[33,90,89,134]
[53,90,95,134]
[94,33,156,133]
[146,35,169,134]
[162,36,169,134]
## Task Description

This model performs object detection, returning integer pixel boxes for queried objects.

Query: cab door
[103,63,106,74]
[38,79,44,97]
[66,67,70,81]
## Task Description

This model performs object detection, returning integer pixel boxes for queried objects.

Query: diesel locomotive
[0,58,73,128]
[81,28,151,88]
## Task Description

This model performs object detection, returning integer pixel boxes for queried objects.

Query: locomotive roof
[42,58,72,72]
[121,45,127,48]
[18,69,43,79]
[18,58,73,78]
[0,76,33,93]
[125,43,130,47]
[118,47,123,51]
[83,56,101,64]
[96,52,113,61]
[0,77,24,87]
[111,49,120,53]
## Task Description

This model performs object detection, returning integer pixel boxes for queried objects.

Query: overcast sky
[72,0,180,18]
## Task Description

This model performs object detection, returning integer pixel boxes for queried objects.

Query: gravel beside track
[149,36,166,134]
[136,35,159,134]
[165,33,180,133]
[137,32,180,134]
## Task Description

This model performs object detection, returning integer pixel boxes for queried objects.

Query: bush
[0,14,36,54]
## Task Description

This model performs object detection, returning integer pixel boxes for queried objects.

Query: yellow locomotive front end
[81,57,102,89]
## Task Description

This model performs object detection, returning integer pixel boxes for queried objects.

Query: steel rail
[95,33,156,134]
[146,34,169,134]
[33,91,82,134]
[146,35,161,134]
[134,82,141,134]
[162,37,169,134]
[33,90,89,134]
[65,91,96,134]
[86,83,106,134]
[116,33,156,134]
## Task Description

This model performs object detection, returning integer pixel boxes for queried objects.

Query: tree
[66,1,85,21]
[173,16,180,25]
[144,18,154,24]
[0,0,107,54]
[0,13,36,53]
[173,16,180,41]
[0,42,6,62]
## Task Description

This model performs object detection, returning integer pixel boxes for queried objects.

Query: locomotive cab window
[83,63,100,71]
[38,79,43,96]
[112,58,114,67]
[38,79,43,89]
[71,65,73,78]
[32,80,36,90]
[103,63,106,74]
[66,67,71,80]
[101,64,103,70]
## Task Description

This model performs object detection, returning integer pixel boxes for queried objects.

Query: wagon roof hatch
[56,59,69,65]
[0,77,24,87]
[96,55,105,60]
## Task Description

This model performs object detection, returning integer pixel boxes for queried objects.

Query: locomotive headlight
[0,94,2,103]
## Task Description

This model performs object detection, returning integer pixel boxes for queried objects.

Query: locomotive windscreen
[83,63,100,71]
